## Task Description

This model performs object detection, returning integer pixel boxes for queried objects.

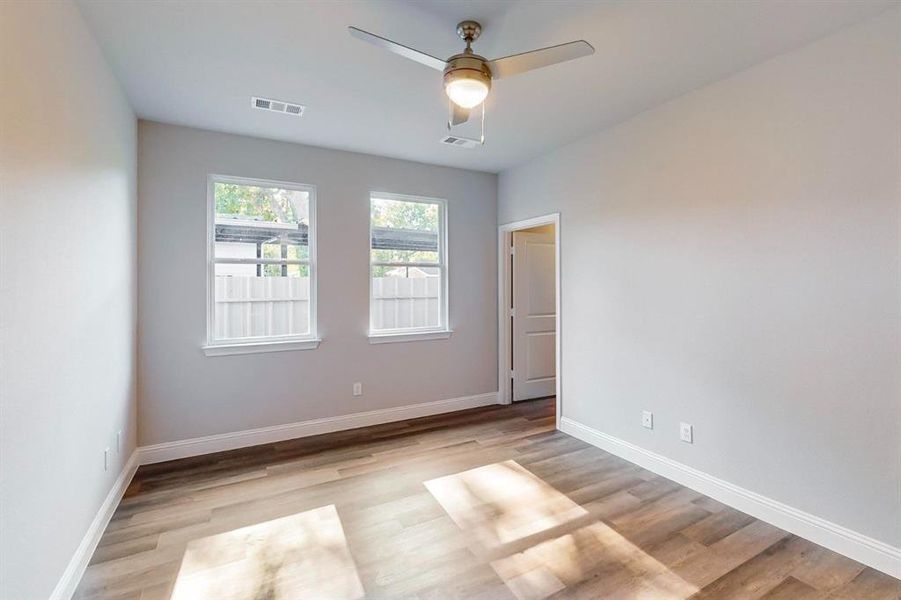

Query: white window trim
[203,338,321,356]
[205,174,319,355]
[368,191,449,342]
[368,329,453,344]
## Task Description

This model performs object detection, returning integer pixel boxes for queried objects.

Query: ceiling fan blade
[348,27,446,71]
[450,104,470,127]
[487,40,594,80]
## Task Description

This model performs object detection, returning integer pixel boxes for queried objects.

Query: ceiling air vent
[440,135,480,149]
[251,96,305,117]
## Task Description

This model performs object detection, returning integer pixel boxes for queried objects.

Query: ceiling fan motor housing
[443,54,492,96]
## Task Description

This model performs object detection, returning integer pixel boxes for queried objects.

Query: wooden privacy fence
[371,275,440,331]
[214,275,310,340]
[214,276,440,340]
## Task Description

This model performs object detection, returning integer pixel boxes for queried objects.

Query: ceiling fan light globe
[445,78,489,109]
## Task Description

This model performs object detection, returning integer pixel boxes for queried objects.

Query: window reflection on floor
[170,505,364,600]
[425,460,698,600]
[424,460,589,551]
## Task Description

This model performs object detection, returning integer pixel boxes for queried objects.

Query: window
[370,193,449,342]
[205,175,318,355]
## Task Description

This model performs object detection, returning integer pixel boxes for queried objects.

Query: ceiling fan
[349,20,594,127]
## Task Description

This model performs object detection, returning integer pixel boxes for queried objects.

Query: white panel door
[512,230,556,401]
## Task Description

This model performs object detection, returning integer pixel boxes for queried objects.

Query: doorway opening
[498,214,561,427]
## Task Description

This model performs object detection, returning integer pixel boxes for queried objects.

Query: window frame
[368,191,451,343]
[204,174,319,355]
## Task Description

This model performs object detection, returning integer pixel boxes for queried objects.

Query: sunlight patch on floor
[424,459,588,550]
[426,460,698,600]
[170,505,364,600]
[491,520,698,599]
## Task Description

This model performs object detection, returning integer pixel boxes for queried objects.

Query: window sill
[368,330,453,344]
[203,338,321,356]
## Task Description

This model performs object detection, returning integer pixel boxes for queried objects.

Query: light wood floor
[76,399,901,599]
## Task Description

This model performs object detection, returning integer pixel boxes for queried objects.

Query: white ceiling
[77,0,893,173]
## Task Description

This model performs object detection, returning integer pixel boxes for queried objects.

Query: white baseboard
[559,416,901,580]
[140,391,501,465]
[50,449,140,600]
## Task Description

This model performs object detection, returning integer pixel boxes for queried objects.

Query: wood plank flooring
[76,399,901,599]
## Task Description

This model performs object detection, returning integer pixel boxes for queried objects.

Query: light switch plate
[642,411,653,429]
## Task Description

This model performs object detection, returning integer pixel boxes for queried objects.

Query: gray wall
[499,10,901,548]
[138,122,497,445]
[0,2,138,598]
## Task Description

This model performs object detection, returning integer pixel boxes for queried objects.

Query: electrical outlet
[680,422,693,444]
[104,447,110,471]
[642,411,654,429]
[116,430,122,454]
[353,382,363,396]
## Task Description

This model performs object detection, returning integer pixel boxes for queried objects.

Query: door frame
[497,213,562,428]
